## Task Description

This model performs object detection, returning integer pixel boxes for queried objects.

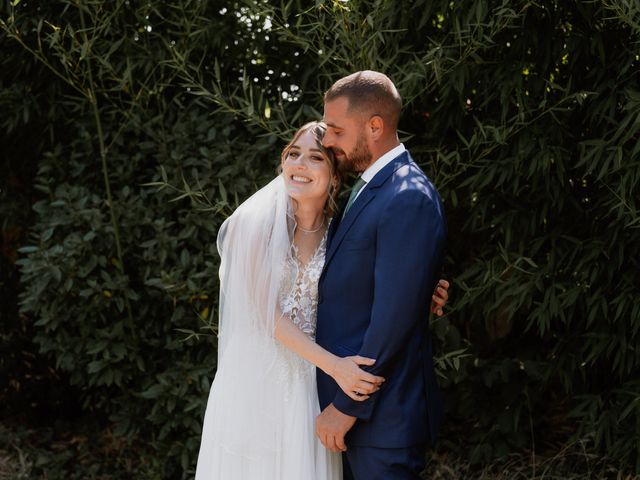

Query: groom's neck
[367,136,401,167]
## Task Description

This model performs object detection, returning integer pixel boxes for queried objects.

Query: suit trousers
[342,444,426,480]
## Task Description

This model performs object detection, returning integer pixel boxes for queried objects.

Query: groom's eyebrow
[324,121,342,129]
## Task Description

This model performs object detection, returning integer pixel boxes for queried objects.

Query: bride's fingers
[432,294,446,307]
[356,370,384,385]
[348,390,369,402]
[350,391,370,401]
[352,355,376,366]
[355,381,379,394]
[347,356,385,384]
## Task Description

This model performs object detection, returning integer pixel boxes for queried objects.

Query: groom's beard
[336,136,373,174]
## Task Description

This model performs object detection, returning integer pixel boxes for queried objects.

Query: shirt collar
[360,143,406,183]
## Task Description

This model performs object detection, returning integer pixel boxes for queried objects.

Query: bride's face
[282,130,333,206]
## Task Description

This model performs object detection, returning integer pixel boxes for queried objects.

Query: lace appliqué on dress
[272,233,327,399]
[279,233,327,340]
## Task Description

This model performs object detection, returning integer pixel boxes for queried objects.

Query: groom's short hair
[324,71,402,130]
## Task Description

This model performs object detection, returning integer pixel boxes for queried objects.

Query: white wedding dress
[194,176,342,480]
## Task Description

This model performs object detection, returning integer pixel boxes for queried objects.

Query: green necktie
[342,176,367,219]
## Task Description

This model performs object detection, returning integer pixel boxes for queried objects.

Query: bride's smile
[290,174,312,183]
[282,130,334,206]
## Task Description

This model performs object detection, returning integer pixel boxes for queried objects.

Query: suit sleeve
[332,188,445,420]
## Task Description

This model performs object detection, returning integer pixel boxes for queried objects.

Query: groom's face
[322,97,373,174]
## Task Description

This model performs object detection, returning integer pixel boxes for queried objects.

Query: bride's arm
[274,313,384,401]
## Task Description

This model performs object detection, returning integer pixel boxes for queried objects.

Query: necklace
[296,217,325,234]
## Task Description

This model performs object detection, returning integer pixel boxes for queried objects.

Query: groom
[315,71,446,479]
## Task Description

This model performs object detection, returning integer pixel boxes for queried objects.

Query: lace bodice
[278,233,327,340]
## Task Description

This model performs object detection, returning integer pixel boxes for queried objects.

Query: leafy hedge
[1,0,639,476]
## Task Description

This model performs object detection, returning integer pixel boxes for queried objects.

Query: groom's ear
[368,115,384,139]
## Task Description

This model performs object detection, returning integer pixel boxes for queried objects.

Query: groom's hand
[316,403,356,453]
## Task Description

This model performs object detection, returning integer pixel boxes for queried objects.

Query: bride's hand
[330,356,385,402]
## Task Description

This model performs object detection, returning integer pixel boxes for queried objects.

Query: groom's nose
[321,132,334,149]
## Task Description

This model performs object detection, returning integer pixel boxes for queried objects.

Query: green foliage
[0,421,163,479]
[1,0,639,475]
[1,1,281,476]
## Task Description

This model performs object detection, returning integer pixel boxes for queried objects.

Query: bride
[194,122,449,479]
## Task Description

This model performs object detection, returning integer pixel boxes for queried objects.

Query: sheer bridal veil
[216,174,293,355]
[200,174,296,458]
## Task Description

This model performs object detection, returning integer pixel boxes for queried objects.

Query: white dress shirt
[352,143,406,203]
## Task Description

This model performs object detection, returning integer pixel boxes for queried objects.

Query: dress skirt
[195,332,342,480]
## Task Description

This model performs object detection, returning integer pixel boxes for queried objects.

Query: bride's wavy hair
[279,121,343,217]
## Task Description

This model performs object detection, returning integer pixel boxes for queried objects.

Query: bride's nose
[291,154,306,167]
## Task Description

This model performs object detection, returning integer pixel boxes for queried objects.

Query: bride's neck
[294,202,325,231]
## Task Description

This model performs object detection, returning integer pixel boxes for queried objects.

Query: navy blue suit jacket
[316,150,445,448]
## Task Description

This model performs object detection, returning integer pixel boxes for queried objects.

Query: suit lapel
[323,187,376,270]
[327,196,347,248]
[322,151,413,276]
